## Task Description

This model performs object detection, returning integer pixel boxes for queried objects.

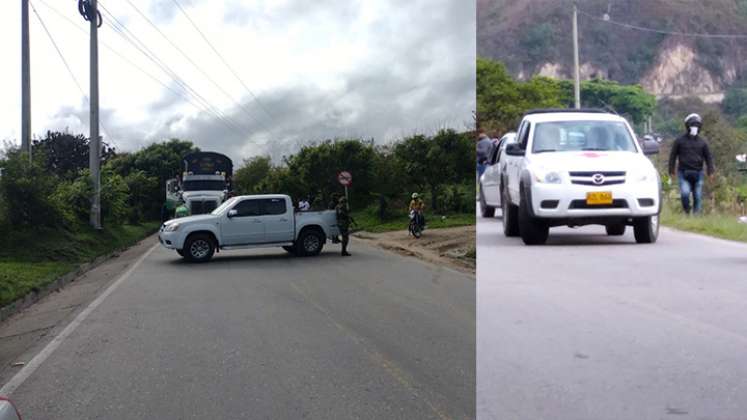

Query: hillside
[478,0,747,100]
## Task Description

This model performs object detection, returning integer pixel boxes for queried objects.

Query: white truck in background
[158,194,340,262]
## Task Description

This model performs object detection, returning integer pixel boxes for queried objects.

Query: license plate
[586,191,613,205]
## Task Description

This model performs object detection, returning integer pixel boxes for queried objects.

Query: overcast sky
[0,0,475,163]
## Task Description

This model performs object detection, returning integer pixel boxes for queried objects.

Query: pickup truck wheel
[479,187,495,218]
[184,234,215,262]
[296,230,324,256]
[605,224,626,236]
[633,215,659,244]
[501,188,519,237]
[518,196,548,245]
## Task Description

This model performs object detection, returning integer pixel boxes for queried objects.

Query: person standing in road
[476,131,492,178]
[668,113,715,214]
[336,196,353,256]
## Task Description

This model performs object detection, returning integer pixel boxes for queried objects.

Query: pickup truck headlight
[164,223,180,232]
[534,171,562,184]
[634,169,658,183]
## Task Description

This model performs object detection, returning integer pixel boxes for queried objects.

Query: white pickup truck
[158,194,340,262]
[500,109,662,245]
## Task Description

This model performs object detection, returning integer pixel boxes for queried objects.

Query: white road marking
[0,243,158,396]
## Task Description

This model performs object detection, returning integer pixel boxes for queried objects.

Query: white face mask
[689,126,699,136]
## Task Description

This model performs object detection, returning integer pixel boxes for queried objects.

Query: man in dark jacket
[668,113,715,214]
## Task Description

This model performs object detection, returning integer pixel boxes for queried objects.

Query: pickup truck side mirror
[505,143,525,156]
[227,209,238,218]
[641,139,660,156]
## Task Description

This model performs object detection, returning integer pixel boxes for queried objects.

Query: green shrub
[53,172,93,225]
[0,150,63,227]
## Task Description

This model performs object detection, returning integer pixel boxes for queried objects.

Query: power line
[97,2,251,138]
[170,0,276,123]
[123,0,270,132]
[35,0,197,110]
[578,8,747,39]
[29,1,117,150]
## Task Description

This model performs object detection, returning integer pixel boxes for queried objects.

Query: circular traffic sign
[337,171,352,186]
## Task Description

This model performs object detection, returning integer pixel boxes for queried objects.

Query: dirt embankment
[354,226,475,274]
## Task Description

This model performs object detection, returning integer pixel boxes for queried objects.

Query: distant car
[500,109,662,245]
[479,132,516,217]
[159,194,340,262]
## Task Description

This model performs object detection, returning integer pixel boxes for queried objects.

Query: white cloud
[0,0,476,163]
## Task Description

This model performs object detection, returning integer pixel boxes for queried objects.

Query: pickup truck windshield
[183,180,226,191]
[532,121,637,153]
[211,197,238,215]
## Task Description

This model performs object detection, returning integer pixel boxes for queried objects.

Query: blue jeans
[678,170,704,214]
[477,162,486,178]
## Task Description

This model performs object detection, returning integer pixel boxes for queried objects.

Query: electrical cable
[30,1,117,150]
[578,8,747,39]
[98,2,251,138]
[170,0,276,123]
[123,0,270,132]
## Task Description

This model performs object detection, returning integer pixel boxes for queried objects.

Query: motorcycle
[408,210,425,238]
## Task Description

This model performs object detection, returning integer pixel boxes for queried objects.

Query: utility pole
[89,0,101,229]
[572,2,581,109]
[21,0,31,161]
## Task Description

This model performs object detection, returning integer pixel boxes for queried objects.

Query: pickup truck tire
[605,224,626,236]
[296,229,324,256]
[633,215,659,244]
[479,187,495,218]
[501,188,519,237]
[176,249,184,257]
[518,196,548,245]
[184,233,215,262]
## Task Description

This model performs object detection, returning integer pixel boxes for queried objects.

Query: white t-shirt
[299,200,310,211]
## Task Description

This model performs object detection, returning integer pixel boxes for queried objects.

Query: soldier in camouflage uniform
[335,196,352,256]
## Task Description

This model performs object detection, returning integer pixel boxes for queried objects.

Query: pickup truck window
[260,198,287,215]
[518,122,531,149]
[532,121,636,153]
[233,199,262,217]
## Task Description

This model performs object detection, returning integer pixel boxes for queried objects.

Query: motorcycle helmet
[684,113,702,128]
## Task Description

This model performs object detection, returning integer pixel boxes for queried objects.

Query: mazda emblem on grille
[592,173,605,185]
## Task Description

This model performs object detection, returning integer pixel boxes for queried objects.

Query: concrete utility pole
[89,0,101,229]
[572,2,581,109]
[22,0,32,161]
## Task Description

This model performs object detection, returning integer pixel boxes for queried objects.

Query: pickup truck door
[482,139,503,205]
[508,121,530,203]
[261,197,294,243]
[222,198,265,245]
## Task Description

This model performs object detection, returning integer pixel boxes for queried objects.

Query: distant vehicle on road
[499,109,662,245]
[164,152,234,218]
[159,194,340,262]
[479,132,516,217]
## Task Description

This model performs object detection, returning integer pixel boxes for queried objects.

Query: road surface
[477,209,747,420]
[3,237,474,419]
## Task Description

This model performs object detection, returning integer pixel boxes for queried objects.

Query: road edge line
[0,243,158,397]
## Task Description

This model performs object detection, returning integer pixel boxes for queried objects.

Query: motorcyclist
[409,193,426,229]
[668,113,715,214]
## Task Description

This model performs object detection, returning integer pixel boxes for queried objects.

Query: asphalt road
[477,209,747,420]
[5,238,474,419]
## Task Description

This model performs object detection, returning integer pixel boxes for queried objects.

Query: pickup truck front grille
[191,200,217,215]
[569,171,626,186]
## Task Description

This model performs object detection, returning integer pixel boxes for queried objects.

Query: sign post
[337,171,353,210]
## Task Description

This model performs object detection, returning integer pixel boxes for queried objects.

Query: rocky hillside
[478,0,747,100]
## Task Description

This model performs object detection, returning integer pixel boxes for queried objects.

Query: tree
[233,156,272,195]
[32,131,115,180]
[723,85,747,119]
[0,149,62,227]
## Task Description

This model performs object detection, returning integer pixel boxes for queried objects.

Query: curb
[0,232,157,324]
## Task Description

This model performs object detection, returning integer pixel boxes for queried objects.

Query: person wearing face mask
[668,113,715,214]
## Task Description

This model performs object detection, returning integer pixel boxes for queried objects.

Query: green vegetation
[660,202,747,243]
[233,130,475,221]
[0,222,158,307]
[477,57,655,134]
[352,205,474,233]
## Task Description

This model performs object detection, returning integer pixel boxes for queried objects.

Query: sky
[0,0,475,163]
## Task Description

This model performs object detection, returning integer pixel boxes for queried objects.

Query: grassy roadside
[660,203,747,243]
[351,206,475,233]
[0,222,159,307]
